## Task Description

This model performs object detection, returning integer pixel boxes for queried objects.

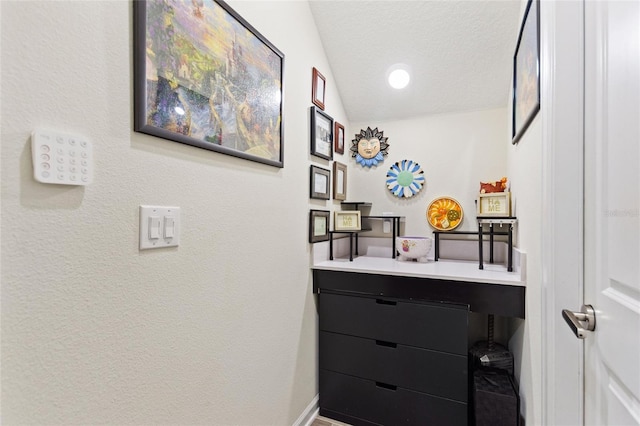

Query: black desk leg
[489,223,494,264]
[478,223,484,270]
[329,232,334,261]
[508,224,513,272]
[349,233,353,262]
[392,218,397,259]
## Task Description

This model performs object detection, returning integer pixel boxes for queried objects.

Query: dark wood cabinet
[318,291,469,426]
[313,255,526,425]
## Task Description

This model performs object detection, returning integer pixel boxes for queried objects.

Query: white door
[582,0,640,424]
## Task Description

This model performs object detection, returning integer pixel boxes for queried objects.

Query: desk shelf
[433,217,517,272]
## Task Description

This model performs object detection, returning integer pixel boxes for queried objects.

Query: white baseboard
[292,394,319,426]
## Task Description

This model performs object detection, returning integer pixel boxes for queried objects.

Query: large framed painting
[512,0,540,144]
[133,0,285,167]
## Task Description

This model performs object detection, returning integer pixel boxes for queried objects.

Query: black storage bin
[473,368,520,426]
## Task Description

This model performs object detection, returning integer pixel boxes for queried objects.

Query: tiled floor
[310,415,351,426]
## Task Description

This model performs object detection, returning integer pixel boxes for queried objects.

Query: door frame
[540,0,585,425]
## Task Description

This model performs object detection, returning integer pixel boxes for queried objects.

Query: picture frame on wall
[311,67,326,110]
[133,0,285,167]
[333,161,347,201]
[334,122,345,155]
[512,0,540,144]
[310,165,331,200]
[309,210,330,243]
[310,106,333,160]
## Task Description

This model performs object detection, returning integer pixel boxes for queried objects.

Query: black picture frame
[310,165,331,200]
[133,0,285,167]
[310,106,333,160]
[309,210,330,243]
[512,0,540,144]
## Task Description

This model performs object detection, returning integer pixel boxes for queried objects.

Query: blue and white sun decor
[386,160,425,198]
[350,127,389,167]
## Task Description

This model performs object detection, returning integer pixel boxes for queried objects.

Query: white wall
[349,108,509,236]
[507,117,542,426]
[505,1,544,425]
[0,1,347,424]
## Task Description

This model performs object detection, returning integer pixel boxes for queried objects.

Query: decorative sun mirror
[350,127,389,167]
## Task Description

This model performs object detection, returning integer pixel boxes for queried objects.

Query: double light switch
[140,205,180,250]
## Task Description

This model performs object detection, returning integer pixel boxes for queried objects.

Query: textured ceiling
[308,0,522,123]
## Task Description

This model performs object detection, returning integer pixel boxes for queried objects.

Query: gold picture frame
[334,211,361,231]
[477,192,511,217]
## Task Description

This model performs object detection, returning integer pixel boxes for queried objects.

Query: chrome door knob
[562,304,596,339]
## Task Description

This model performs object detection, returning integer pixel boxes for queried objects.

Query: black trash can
[473,367,520,426]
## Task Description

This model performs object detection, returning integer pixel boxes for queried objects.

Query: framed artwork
[334,211,361,231]
[309,210,330,243]
[311,67,326,110]
[334,122,345,155]
[310,165,331,200]
[512,0,540,144]
[333,161,347,201]
[310,106,333,160]
[427,197,464,231]
[477,192,511,217]
[133,0,285,167]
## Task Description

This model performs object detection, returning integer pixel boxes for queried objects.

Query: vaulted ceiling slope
[308,0,522,123]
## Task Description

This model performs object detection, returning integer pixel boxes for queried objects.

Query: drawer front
[320,331,468,402]
[319,292,468,354]
[320,369,468,426]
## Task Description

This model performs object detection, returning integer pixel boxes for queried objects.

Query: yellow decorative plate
[427,197,464,231]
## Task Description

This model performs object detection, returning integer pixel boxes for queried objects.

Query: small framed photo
[310,106,333,160]
[334,122,345,155]
[311,67,326,110]
[334,211,361,231]
[310,165,331,200]
[477,192,511,217]
[333,161,347,201]
[309,210,330,243]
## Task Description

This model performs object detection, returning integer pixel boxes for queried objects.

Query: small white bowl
[396,236,432,263]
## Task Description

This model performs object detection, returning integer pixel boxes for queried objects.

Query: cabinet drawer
[320,331,468,402]
[320,369,467,426]
[319,292,468,354]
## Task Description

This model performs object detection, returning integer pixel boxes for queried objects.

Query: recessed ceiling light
[387,64,411,89]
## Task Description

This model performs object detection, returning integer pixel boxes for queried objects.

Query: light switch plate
[139,205,180,250]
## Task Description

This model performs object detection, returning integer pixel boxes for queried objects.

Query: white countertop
[312,256,525,287]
